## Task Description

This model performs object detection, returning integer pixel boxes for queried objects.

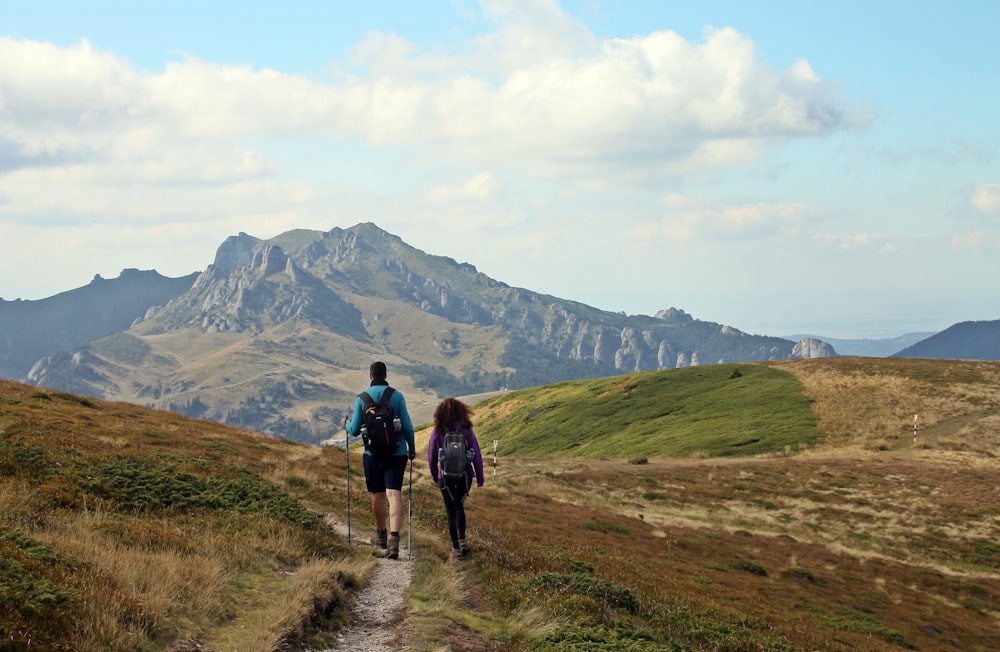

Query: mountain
[784,331,936,357]
[19,223,835,443]
[0,269,198,379]
[892,319,1000,360]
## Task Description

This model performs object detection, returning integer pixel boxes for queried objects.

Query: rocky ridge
[19,223,834,443]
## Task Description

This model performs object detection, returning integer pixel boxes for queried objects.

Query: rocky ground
[316,516,414,651]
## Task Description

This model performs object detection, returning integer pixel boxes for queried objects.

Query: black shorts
[363,454,408,493]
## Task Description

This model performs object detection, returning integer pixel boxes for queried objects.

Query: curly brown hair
[433,397,473,432]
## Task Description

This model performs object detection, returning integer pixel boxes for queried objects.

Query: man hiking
[343,361,416,559]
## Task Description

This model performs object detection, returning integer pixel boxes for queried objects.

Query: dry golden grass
[4,357,1000,651]
[34,512,226,650]
[773,357,1000,458]
[453,453,999,650]
[0,379,362,651]
[400,358,1000,651]
[206,558,354,652]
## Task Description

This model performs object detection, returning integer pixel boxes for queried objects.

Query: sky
[2,0,999,339]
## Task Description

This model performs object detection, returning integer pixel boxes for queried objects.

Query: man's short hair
[370,361,388,380]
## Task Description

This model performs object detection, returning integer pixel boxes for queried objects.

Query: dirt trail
[315,514,414,652]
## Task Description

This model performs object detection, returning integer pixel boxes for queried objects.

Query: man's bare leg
[371,492,387,531]
[385,489,404,558]
[386,489,404,533]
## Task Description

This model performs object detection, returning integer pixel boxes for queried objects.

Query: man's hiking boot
[370,529,387,550]
[459,539,468,556]
[386,534,400,560]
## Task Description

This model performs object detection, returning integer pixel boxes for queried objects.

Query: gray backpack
[439,429,471,479]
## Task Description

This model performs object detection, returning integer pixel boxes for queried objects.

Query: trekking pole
[407,456,413,560]
[344,415,351,546]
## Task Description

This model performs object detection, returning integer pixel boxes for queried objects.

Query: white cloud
[951,229,997,249]
[1,7,856,198]
[833,233,877,250]
[424,171,500,203]
[634,197,822,242]
[970,182,1000,214]
[809,232,912,254]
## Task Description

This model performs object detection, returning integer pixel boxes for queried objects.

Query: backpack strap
[359,387,394,408]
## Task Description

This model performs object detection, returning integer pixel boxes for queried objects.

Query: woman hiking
[427,397,485,559]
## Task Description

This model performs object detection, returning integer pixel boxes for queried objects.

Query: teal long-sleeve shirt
[345,383,415,456]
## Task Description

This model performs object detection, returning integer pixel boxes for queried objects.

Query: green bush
[0,439,51,476]
[53,392,95,408]
[0,528,76,647]
[733,559,768,576]
[539,618,682,651]
[84,458,322,529]
[519,572,639,613]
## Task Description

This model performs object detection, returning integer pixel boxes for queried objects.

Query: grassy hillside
[406,357,1000,651]
[3,357,999,651]
[0,379,360,651]
[471,364,820,458]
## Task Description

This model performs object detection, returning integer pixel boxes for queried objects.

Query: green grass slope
[473,364,820,458]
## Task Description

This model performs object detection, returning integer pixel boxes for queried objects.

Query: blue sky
[2,0,998,338]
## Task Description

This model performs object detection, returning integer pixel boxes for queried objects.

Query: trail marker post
[492,439,498,477]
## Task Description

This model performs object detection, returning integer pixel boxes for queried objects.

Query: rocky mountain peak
[164,241,366,336]
[655,307,693,322]
[251,243,288,277]
[791,338,838,358]
[212,232,262,272]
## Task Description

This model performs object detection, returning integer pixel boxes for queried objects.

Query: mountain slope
[473,355,1000,459]
[0,269,197,379]
[21,223,834,443]
[892,318,1000,360]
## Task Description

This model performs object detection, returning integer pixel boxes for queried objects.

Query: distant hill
[892,319,1000,360]
[0,269,198,379]
[784,332,936,357]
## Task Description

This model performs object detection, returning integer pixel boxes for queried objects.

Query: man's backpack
[359,387,400,458]
[439,429,471,480]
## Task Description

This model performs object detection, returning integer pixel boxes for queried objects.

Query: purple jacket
[428,424,485,485]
